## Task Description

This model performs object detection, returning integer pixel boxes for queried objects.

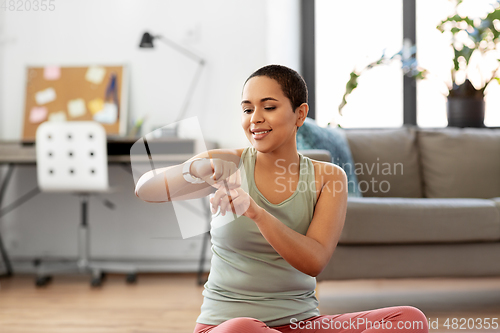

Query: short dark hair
[244,64,308,113]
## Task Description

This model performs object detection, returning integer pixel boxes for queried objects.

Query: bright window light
[316,0,403,128]
[416,0,500,127]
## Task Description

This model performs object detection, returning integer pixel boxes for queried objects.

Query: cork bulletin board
[22,65,128,141]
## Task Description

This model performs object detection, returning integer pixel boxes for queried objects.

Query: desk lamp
[139,32,205,136]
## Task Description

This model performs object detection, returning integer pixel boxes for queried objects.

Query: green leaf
[338,72,360,115]
[465,17,474,27]
[453,56,460,71]
[453,46,473,69]
[461,46,473,64]
[486,8,500,22]
[413,69,428,80]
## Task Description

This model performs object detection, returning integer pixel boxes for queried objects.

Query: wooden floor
[1,273,499,333]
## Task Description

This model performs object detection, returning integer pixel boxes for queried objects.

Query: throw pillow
[296,117,362,197]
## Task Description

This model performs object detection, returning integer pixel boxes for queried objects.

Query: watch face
[182,159,204,184]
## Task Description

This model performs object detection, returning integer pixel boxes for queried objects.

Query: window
[315,0,403,128]
[416,0,500,127]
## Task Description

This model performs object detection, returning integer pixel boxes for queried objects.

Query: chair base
[32,194,138,288]
[34,259,104,287]
[34,259,138,287]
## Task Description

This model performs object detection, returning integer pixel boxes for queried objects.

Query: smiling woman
[135,64,428,333]
[240,75,305,154]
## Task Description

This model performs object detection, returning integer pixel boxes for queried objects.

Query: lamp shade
[139,32,154,48]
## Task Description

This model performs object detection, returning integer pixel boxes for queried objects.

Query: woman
[135,65,429,333]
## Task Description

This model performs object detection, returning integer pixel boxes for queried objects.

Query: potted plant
[337,0,500,128]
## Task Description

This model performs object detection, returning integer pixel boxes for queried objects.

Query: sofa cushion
[339,197,500,244]
[296,117,362,197]
[318,243,500,281]
[418,128,500,199]
[344,126,423,198]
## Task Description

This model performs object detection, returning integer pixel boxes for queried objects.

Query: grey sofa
[300,126,500,281]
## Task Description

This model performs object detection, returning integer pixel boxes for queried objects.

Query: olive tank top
[196,146,320,327]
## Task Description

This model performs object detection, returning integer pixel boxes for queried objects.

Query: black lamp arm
[175,57,204,123]
[154,35,205,64]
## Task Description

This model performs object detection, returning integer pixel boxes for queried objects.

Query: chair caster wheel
[90,276,103,287]
[35,275,52,287]
[126,273,137,284]
[90,272,106,288]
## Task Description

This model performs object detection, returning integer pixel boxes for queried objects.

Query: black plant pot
[446,97,485,128]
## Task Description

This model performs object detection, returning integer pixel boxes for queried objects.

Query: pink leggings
[193,306,428,333]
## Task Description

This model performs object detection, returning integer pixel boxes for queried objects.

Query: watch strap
[182,158,205,184]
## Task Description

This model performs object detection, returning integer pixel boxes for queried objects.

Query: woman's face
[241,76,302,153]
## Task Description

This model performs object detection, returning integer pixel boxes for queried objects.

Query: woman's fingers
[210,186,228,213]
[212,160,224,183]
[221,189,250,216]
[207,159,229,186]
[204,160,243,193]
[221,161,237,184]
[218,187,237,216]
[229,194,251,216]
[213,186,251,217]
[212,186,240,216]
[220,163,240,190]
[211,186,229,214]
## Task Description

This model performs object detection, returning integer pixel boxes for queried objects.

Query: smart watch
[182,158,205,184]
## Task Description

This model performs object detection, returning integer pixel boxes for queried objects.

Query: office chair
[35,121,137,287]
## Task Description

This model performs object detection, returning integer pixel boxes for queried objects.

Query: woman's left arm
[252,164,348,277]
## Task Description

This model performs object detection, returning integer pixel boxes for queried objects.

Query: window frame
[304,0,417,126]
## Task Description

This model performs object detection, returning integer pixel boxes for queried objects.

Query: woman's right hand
[191,158,241,190]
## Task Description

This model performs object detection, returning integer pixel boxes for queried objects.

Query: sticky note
[43,66,61,80]
[93,102,117,124]
[85,66,106,85]
[67,98,87,118]
[88,98,104,115]
[35,87,56,105]
[29,106,47,123]
[48,111,67,122]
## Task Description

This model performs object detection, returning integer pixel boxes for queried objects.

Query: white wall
[0,0,301,270]
[0,7,5,139]
[1,0,258,148]
[266,0,301,73]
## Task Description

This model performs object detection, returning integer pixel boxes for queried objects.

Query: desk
[0,138,203,164]
[0,138,217,284]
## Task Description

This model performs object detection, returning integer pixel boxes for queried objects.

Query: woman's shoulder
[309,159,342,172]
[310,160,347,188]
